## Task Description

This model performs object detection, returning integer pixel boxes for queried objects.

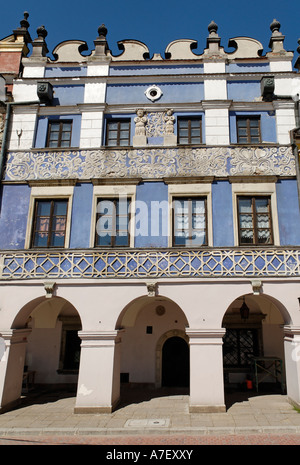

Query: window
[238,196,273,245]
[178,118,202,145]
[31,199,68,248]
[106,119,130,146]
[95,198,130,247]
[46,120,72,148]
[223,329,260,369]
[236,116,261,144]
[173,197,207,247]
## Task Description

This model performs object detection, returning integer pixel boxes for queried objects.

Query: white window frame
[232,182,279,246]
[91,185,136,248]
[168,183,213,247]
[25,185,74,249]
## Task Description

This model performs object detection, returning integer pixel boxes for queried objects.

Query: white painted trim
[168,183,213,247]
[90,185,136,248]
[25,185,74,249]
[231,182,279,246]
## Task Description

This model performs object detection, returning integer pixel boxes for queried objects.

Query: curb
[0,425,300,436]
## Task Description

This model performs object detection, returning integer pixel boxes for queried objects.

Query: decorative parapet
[0,248,299,280]
[4,145,296,181]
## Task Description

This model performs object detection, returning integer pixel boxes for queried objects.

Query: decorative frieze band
[4,145,295,181]
[0,247,299,280]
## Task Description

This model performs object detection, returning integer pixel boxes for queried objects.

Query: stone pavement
[0,386,300,441]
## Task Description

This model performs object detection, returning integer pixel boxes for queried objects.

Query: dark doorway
[162,337,189,387]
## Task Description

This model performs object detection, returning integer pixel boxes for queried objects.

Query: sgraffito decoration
[4,145,296,181]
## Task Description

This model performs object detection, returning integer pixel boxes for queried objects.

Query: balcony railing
[0,248,299,280]
[4,145,296,181]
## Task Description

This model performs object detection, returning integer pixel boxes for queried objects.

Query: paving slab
[0,387,300,437]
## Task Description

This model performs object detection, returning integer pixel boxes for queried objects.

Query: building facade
[0,15,300,413]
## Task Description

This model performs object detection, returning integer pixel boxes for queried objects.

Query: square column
[284,326,300,408]
[186,329,226,413]
[0,329,31,413]
[74,330,123,414]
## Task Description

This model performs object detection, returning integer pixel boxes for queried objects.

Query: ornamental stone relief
[4,145,296,181]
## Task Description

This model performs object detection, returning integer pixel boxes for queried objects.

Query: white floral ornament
[145,85,163,102]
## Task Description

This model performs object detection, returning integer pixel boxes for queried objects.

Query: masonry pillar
[284,326,300,408]
[186,328,226,413]
[0,329,31,413]
[74,330,123,414]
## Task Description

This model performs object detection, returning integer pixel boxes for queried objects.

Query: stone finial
[208,20,218,35]
[205,20,223,56]
[20,11,30,30]
[93,23,110,57]
[268,18,286,53]
[270,18,281,34]
[13,11,32,45]
[98,23,108,38]
[37,25,48,39]
[31,25,49,58]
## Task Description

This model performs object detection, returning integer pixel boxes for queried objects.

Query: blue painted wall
[226,63,270,73]
[227,80,261,101]
[106,82,204,104]
[35,114,82,148]
[52,85,85,105]
[229,111,277,143]
[276,179,300,245]
[212,181,234,246]
[69,183,93,248]
[0,184,31,249]
[45,67,87,77]
[135,182,168,247]
[109,64,204,76]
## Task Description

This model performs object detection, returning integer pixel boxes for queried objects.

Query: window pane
[37,201,51,216]
[179,120,188,128]
[49,132,59,141]
[33,232,48,247]
[62,123,72,132]
[108,122,118,130]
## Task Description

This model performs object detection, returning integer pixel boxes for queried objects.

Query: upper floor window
[95,198,130,247]
[173,197,207,247]
[236,116,261,144]
[238,196,273,245]
[31,199,68,248]
[46,120,72,148]
[106,119,131,146]
[178,118,202,145]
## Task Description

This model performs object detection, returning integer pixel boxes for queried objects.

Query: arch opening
[222,293,287,404]
[116,295,190,406]
[2,296,82,410]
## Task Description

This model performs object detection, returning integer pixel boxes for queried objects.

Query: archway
[1,295,82,411]
[162,336,189,387]
[222,293,287,402]
[116,295,189,405]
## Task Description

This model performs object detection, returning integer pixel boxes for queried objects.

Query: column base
[287,397,300,411]
[74,397,120,414]
[189,404,226,413]
[0,398,21,414]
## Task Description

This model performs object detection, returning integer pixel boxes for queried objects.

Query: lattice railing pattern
[0,248,299,280]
